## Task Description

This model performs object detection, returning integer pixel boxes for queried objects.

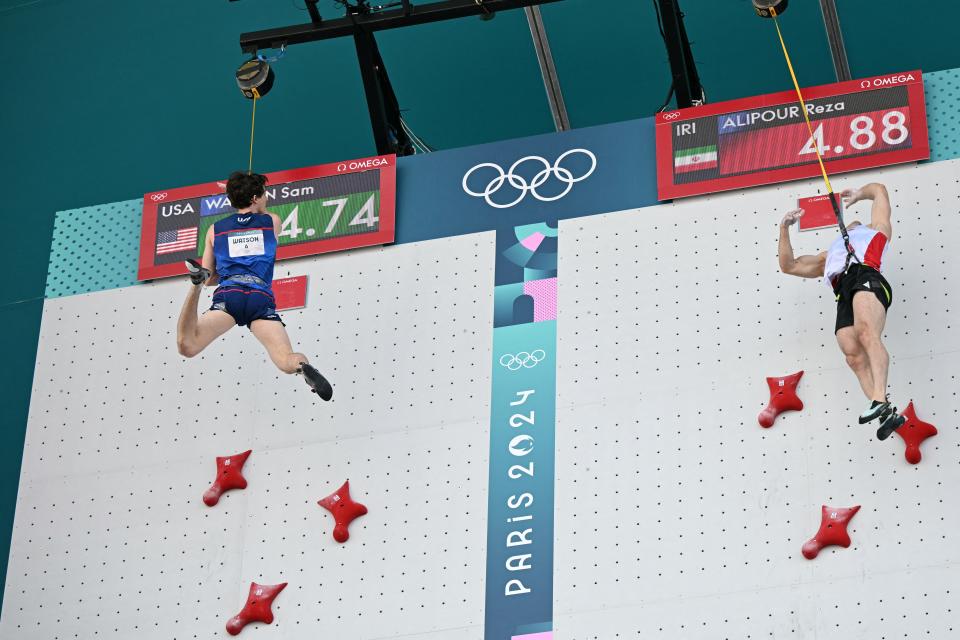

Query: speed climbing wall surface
[3,68,960,639]
[7,235,497,639]
[553,158,960,638]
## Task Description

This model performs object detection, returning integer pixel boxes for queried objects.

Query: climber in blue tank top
[212,210,277,294]
[175,171,332,401]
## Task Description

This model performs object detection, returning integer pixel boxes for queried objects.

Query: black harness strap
[829,192,860,274]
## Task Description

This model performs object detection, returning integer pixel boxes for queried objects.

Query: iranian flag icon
[674,145,718,173]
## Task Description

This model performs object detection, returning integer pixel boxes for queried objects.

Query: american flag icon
[156,227,198,255]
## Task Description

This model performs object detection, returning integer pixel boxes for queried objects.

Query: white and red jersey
[823,225,890,288]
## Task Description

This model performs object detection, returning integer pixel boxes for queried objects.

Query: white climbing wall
[1,233,495,640]
[553,159,960,638]
[6,153,960,640]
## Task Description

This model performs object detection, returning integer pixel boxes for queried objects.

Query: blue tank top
[212,213,277,292]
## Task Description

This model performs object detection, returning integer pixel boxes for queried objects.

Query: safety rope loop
[256,44,286,64]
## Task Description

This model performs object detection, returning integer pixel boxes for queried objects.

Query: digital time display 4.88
[656,71,929,200]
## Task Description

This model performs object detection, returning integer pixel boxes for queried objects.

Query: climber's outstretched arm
[778,209,826,278]
[841,183,892,239]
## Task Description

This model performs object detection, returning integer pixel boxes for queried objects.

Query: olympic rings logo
[499,350,546,371]
[661,112,681,120]
[462,149,597,209]
[150,193,168,202]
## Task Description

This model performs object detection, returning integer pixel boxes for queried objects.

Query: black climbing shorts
[833,265,892,334]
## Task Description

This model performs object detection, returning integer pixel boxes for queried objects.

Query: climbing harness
[754,0,860,273]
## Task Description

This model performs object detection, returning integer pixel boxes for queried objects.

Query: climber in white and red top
[777,182,906,441]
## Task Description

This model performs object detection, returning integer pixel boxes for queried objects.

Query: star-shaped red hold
[318,480,368,543]
[758,370,804,428]
[802,504,860,559]
[894,401,937,465]
[203,449,252,506]
[226,581,287,635]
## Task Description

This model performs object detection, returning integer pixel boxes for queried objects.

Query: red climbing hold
[801,504,860,559]
[226,581,287,636]
[894,401,937,465]
[758,370,804,428]
[203,449,252,507]
[318,480,367,543]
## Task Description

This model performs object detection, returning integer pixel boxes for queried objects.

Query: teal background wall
[2,0,959,611]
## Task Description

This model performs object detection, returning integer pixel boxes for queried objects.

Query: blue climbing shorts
[209,285,283,328]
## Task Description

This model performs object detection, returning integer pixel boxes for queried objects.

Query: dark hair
[226,171,268,209]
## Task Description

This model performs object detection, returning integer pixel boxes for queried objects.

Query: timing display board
[655,71,929,200]
[137,155,396,280]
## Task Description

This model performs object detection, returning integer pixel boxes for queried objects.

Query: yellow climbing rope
[769,8,834,195]
[767,7,858,264]
[248,92,259,174]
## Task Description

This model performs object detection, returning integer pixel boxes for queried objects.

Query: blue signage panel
[394,117,659,248]
[486,220,559,639]
[390,115,659,639]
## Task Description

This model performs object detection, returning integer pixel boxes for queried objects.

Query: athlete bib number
[228,230,265,257]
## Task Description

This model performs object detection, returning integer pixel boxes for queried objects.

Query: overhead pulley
[752,0,788,18]
[235,57,275,100]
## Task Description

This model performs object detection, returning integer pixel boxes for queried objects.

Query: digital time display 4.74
[138,155,396,281]
[655,71,930,200]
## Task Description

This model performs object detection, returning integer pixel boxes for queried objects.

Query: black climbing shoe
[300,363,333,401]
[859,400,892,424]
[876,409,906,441]
[185,259,211,286]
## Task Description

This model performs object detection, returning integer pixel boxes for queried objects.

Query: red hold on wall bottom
[758,370,804,428]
